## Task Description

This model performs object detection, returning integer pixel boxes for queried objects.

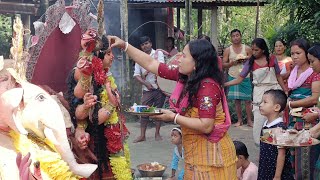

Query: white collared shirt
[133,49,165,91]
[263,117,283,128]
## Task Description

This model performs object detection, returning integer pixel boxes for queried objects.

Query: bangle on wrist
[288,101,292,110]
[174,113,179,125]
[77,121,88,130]
[123,42,129,52]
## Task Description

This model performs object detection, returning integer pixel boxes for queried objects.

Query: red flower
[104,123,130,154]
[92,56,106,85]
[86,40,96,53]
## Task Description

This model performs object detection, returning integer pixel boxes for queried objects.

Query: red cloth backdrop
[31,24,81,93]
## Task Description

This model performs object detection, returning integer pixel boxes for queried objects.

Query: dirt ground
[127,121,259,179]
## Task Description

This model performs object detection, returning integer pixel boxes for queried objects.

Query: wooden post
[210,6,218,49]
[254,0,260,38]
[168,8,174,36]
[185,0,192,42]
[40,0,49,16]
[120,0,130,93]
[198,8,202,37]
[177,8,181,51]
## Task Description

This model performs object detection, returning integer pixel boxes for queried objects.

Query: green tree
[0,15,12,58]
[268,0,320,47]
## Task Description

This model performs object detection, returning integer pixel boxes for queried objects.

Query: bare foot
[133,136,146,143]
[247,122,253,127]
[155,135,163,141]
[234,122,243,127]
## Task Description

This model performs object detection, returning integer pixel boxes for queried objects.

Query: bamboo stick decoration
[97,0,105,37]
[9,16,28,82]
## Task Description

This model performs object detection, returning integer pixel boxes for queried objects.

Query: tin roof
[102,0,269,9]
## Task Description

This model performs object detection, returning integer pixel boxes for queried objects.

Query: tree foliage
[268,0,320,47]
[0,15,12,58]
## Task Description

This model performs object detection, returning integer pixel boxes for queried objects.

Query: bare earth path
[127,122,259,178]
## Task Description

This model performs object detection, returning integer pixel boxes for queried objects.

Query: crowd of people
[107,31,320,180]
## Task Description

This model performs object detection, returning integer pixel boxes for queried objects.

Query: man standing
[223,29,253,127]
[133,36,166,143]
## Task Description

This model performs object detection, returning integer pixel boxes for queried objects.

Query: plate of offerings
[260,128,320,147]
[125,104,163,116]
[234,54,248,64]
[290,107,316,117]
[137,162,166,177]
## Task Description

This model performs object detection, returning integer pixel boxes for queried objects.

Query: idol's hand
[151,109,176,122]
[75,128,90,149]
[83,92,97,108]
[107,36,126,50]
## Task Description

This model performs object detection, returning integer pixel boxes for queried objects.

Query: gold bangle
[79,75,91,91]
[77,121,88,130]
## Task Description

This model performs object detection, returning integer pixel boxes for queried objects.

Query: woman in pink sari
[109,36,237,180]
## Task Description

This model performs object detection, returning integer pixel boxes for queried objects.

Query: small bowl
[137,163,167,177]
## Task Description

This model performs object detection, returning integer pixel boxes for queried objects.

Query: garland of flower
[87,54,132,179]
[9,131,81,180]
[99,75,132,180]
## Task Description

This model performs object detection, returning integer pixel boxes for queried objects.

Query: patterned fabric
[140,89,166,122]
[240,55,281,79]
[288,72,320,179]
[288,86,320,179]
[299,72,320,89]
[238,56,281,145]
[158,63,237,179]
[258,122,294,180]
[227,75,252,100]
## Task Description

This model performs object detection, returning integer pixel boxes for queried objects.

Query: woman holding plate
[286,39,320,179]
[108,36,237,179]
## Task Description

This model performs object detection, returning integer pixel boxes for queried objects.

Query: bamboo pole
[198,8,202,37]
[185,0,192,42]
[177,8,181,51]
[120,0,130,96]
[254,0,260,38]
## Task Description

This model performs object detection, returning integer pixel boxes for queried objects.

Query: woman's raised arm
[108,36,160,75]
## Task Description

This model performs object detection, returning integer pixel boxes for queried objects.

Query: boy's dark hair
[198,34,211,42]
[233,141,249,159]
[230,29,241,36]
[264,89,287,112]
[140,36,152,45]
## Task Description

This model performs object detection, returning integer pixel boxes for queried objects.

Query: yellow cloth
[181,103,237,180]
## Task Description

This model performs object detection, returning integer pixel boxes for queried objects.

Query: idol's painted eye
[36,93,46,102]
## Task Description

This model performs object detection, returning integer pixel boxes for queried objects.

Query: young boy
[258,89,294,180]
[233,141,258,180]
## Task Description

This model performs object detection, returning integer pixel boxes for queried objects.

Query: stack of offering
[261,128,317,146]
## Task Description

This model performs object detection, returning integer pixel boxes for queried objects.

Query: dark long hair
[179,39,223,105]
[308,43,320,59]
[65,68,82,127]
[290,38,310,64]
[248,38,270,71]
